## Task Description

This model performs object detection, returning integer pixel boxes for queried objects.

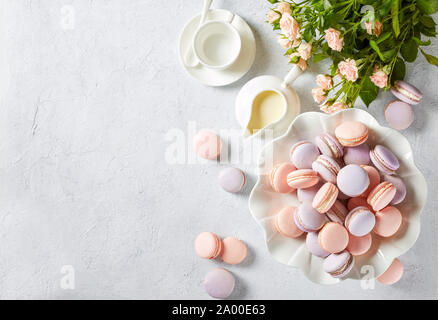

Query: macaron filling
[315,156,339,177]
[370,149,398,174]
[326,202,347,224]
[322,134,342,158]
[368,182,395,207]
[329,254,354,277]
[314,184,338,213]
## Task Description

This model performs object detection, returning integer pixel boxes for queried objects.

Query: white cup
[192,15,241,70]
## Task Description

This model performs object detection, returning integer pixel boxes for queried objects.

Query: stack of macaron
[385,80,423,130]
[194,232,248,298]
[271,120,406,283]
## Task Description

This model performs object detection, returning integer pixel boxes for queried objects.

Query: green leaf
[391,1,400,37]
[369,40,384,60]
[313,52,329,63]
[378,0,396,17]
[376,32,392,44]
[420,15,436,29]
[360,77,379,107]
[420,49,438,67]
[401,38,419,62]
[324,0,332,10]
[412,36,431,46]
[391,57,406,84]
[417,0,438,15]
[302,28,313,42]
[289,55,300,64]
[382,48,398,62]
[267,0,278,4]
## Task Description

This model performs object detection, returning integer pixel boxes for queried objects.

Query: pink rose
[277,35,292,48]
[266,10,280,24]
[325,28,343,52]
[338,59,359,82]
[280,13,300,40]
[316,74,333,90]
[366,20,383,36]
[370,66,388,88]
[297,58,307,71]
[312,87,326,103]
[297,42,312,60]
[276,2,292,15]
[320,101,349,114]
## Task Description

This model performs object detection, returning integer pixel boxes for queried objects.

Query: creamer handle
[282,65,303,88]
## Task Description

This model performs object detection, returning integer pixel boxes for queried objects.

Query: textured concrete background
[0,0,437,299]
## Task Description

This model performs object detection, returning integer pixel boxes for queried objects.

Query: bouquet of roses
[266,0,438,113]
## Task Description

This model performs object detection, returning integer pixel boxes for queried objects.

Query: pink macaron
[195,232,223,259]
[385,100,415,130]
[220,237,247,265]
[390,80,423,105]
[335,121,369,147]
[367,181,397,211]
[275,207,304,238]
[318,222,349,253]
[312,155,340,184]
[294,202,326,233]
[377,258,404,285]
[287,169,319,189]
[346,233,372,256]
[315,133,344,159]
[326,200,348,224]
[193,130,222,160]
[312,182,339,214]
[290,141,321,169]
[269,162,297,193]
[345,206,376,237]
[373,206,403,237]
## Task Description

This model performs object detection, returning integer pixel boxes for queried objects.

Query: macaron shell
[275,207,304,238]
[360,165,381,198]
[318,222,349,253]
[204,268,235,299]
[385,100,414,130]
[193,130,222,160]
[220,237,247,265]
[373,206,403,237]
[323,251,354,278]
[377,258,404,285]
[287,169,319,189]
[312,182,339,213]
[345,207,376,237]
[343,144,370,166]
[346,233,372,256]
[335,121,369,147]
[270,162,297,193]
[326,200,348,224]
[195,232,222,259]
[290,141,321,169]
[337,164,370,197]
[218,167,246,193]
[306,232,330,258]
[367,181,397,211]
[315,133,343,158]
[297,181,323,202]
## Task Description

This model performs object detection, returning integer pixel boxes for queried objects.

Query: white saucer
[179,9,256,87]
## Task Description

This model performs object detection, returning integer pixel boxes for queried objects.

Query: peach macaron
[275,207,304,238]
[346,233,372,256]
[360,165,381,198]
[313,182,339,213]
[318,222,349,253]
[195,232,223,259]
[269,162,296,193]
[287,169,319,189]
[220,237,247,265]
[367,181,397,211]
[335,121,369,147]
[373,206,403,237]
[377,258,404,285]
[193,129,222,160]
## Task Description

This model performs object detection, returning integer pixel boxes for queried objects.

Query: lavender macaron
[297,181,323,203]
[337,164,370,197]
[370,145,400,175]
[306,232,330,258]
[204,268,235,299]
[345,206,376,237]
[383,174,407,205]
[315,133,344,159]
[218,167,246,193]
[343,144,370,166]
[385,100,415,130]
[294,202,326,233]
[312,155,340,184]
[390,80,423,105]
[290,141,321,169]
[323,251,355,278]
